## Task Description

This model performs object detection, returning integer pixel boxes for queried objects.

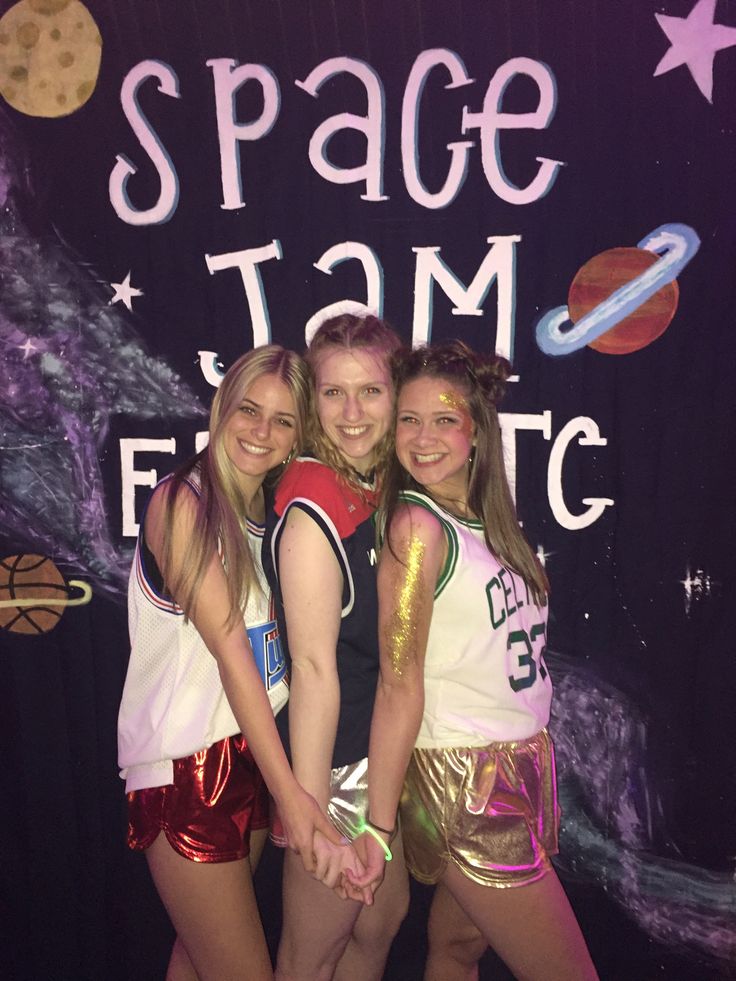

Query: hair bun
[473,353,511,405]
[393,340,512,406]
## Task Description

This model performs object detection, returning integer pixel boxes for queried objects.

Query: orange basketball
[0,553,68,633]
[568,247,679,355]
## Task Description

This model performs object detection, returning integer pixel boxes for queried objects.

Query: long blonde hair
[383,341,549,605]
[161,345,310,626]
[306,314,402,490]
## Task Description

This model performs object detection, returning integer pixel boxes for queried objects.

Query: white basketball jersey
[398,491,552,748]
[118,483,288,792]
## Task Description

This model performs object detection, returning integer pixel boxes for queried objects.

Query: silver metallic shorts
[326,756,370,841]
[270,756,369,845]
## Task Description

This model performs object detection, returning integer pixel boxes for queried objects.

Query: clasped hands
[279,789,388,903]
[310,828,388,904]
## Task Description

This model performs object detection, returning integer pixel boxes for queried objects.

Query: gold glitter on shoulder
[384,534,426,677]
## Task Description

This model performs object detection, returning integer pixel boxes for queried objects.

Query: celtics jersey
[397,491,551,748]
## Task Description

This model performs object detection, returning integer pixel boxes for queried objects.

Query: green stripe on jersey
[397,491,459,598]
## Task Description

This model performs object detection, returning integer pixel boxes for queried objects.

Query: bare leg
[275,848,363,981]
[424,882,487,981]
[249,827,269,872]
[439,863,598,981]
[333,833,409,981]
[166,938,199,981]
[146,832,273,981]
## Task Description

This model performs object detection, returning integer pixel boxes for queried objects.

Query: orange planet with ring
[567,247,679,355]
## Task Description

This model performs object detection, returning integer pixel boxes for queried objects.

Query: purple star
[654,0,736,103]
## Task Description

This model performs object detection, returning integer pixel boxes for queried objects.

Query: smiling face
[222,372,298,494]
[314,346,393,473]
[395,375,476,505]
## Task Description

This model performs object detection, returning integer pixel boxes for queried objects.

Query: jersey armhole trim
[134,541,183,615]
[271,498,355,617]
[396,491,459,599]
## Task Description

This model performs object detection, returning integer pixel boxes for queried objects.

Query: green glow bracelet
[360,820,393,862]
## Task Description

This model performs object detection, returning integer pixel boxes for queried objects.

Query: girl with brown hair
[351,340,598,981]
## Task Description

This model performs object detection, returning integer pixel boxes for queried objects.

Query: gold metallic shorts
[400,729,559,888]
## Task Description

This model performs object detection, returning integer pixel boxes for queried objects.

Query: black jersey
[263,457,379,768]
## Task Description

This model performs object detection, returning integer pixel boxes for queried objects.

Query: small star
[654,0,736,103]
[109,271,143,311]
[536,544,553,567]
[18,337,38,359]
[679,563,717,615]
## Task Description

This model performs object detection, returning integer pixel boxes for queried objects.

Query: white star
[536,544,553,567]
[679,563,717,615]
[109,271,143,311]
[18,337,38,358]
[654,0,736,103]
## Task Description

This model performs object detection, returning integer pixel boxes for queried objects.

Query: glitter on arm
[383,534,426,677]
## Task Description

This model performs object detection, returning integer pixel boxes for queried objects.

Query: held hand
[310,832,373,904]
[278,785,343,874]
[345,830,389,893]
[312,830,356,889]
[335,843,375,906]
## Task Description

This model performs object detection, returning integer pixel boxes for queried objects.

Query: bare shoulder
[279,500,342,580]
[381,503,446,580]
[144,477,198,557]
[386,502,445,552]
[281,502,333,547]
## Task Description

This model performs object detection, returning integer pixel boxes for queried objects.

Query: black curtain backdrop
[1,1,734,978]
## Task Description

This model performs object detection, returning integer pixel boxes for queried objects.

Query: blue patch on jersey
[247,619,287,691]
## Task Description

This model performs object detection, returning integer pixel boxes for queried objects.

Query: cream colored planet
[0,0,102,118]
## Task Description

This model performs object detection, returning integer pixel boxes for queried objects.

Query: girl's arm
[146,482,342,870]
[278,505,372,895]
[349,503,446,889]
[277,505,343,810]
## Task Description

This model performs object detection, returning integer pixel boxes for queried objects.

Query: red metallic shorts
[127,734,269,863]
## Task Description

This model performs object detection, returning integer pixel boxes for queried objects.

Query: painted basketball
[568,247,679,354]
[0,553,68,633]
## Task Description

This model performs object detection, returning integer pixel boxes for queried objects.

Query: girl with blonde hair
[264,315,410,980]
[118,345,342,981]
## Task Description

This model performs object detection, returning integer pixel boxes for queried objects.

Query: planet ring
[0,579,93,609]
[535,223,701,356]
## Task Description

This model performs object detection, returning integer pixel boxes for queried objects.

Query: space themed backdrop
[0,1,734,978]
